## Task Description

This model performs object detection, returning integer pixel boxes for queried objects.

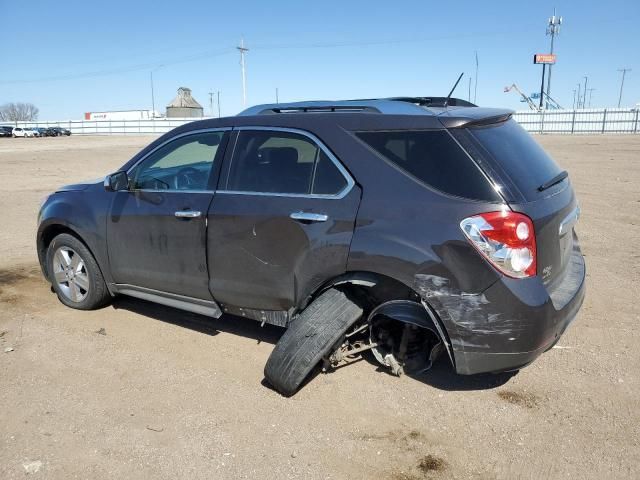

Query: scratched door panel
[107,190,215,299]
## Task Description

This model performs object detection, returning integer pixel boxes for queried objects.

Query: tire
[46,233,111,310]
[264,288,363,396]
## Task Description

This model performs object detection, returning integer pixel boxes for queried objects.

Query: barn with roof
[166,87,204,118]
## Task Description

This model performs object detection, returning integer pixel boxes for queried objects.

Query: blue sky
[1,0,638,119]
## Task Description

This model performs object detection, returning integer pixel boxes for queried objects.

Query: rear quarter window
[355,130,500,202]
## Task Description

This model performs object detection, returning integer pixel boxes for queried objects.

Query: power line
[0,48,234,85]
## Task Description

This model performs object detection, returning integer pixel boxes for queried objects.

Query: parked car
[12,127,35,137]
[37,97,585,396]
[0,126,13,137]
[48,126,71,136]
[34,127,49,137]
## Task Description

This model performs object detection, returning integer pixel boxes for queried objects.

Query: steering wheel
[174,167,201,190]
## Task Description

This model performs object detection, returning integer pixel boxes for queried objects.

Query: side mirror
[104,171,129,192]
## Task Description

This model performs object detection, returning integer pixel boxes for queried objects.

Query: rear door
[207,127,361,311]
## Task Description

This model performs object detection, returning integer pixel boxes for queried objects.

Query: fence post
[540,110,545,134]
[601,109,607,134]
[634,109,639,134]
[571,110,576,134]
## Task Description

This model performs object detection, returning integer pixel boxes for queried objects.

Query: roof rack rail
[237,97,477,116]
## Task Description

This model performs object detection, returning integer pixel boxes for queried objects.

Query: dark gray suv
[37,97,585,395]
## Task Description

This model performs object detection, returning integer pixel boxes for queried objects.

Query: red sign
[533,54,557,64]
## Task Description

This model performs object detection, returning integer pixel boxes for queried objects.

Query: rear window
[355,130,500,202]
[459,119,563,201]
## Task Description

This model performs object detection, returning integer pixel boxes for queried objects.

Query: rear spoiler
[437,108,514,129]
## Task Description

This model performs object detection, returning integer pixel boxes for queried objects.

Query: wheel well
[316,271,455,368]
[38,225,95,281]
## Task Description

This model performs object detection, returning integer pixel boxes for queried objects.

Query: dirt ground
[0,134,638,479]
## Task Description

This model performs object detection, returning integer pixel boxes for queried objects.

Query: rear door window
[355,130,500,201]
[225,130,348,196]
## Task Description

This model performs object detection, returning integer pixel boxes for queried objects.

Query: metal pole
[583,76,588,109]
[237,38,249,106]
[601,108,607,134]
[209,91,214,117]
[571,110,576,134]
[539,64,546,110]
[217,91,221,118]
[473,51,478,103]
[587,88,595,108]
[572,89,576,110]
[617,68,631,108]
[545,11,562,110]
[577,83,581,109]
[150,71,155,116]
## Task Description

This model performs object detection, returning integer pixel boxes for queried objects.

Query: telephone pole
[237,38,249,106]
[217,91,221,118]
[587,88,595,108]
[545,10,562,109]
[617,68,631,108]
[576,83,581,109]
[209,91,214,117]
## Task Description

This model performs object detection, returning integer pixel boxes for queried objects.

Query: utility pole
[473,51,478,103]
[582,76,588,109]
[217,91,221,118]
[209,91,214,117]
[572,89,576,110]
[150,71,155,116]
[545,10,562,109]
[587,88,595,108]
[237,38,249,106]
[617,68,631,108]
[576,83,582,109]
[539,64,546,110]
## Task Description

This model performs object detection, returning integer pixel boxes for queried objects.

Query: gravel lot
[0,134,638,479]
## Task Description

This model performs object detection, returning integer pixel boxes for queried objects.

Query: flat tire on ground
[264,288,363,396]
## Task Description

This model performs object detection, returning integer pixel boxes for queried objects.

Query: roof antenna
[444,72,464,107]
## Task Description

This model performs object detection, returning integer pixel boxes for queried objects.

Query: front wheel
[46,233,111,310]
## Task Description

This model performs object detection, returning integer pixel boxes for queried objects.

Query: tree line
[0,102,39,121]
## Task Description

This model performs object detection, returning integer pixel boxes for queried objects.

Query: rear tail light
[460,210,536,278]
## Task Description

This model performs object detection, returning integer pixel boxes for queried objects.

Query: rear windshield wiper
[538,170,568,191]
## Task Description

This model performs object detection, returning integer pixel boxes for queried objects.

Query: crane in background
[504,84,540,111]
[504,84,563,111]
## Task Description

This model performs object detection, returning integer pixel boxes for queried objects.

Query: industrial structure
[166,87,203,118]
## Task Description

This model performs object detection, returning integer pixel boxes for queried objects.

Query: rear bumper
[424,246,586,375]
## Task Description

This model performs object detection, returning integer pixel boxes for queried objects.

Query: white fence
[3,108,640,135]
[513,108,640,134]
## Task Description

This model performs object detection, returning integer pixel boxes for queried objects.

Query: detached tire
[46,233,111,310]
[264,288,363,396]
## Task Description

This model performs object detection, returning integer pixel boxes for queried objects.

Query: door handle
[175,210,202,218]
[289,211,328,223]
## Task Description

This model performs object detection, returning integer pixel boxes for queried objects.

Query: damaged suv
[37,97,585,395]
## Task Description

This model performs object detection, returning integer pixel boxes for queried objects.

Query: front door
[107,130,228,299]
[207,128,361,311]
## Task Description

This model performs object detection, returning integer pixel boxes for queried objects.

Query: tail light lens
[460,211,536,278]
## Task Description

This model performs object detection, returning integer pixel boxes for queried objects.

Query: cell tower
[545,11,562,109]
